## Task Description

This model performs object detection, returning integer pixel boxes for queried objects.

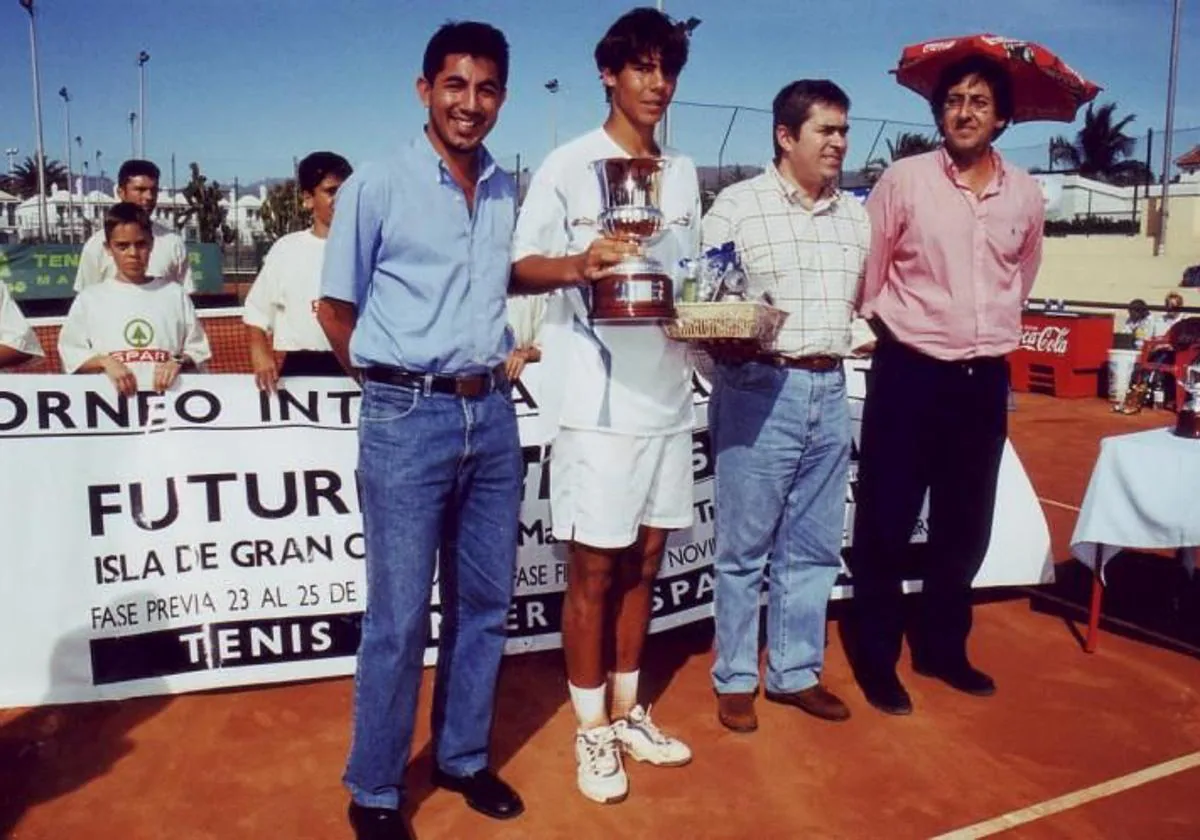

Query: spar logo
[1018,324,1070,355]
[124,318,154,348]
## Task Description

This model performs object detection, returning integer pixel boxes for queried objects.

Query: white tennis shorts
[549,428,694,549]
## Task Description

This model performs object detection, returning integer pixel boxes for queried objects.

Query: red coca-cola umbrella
[893,33,1101,123]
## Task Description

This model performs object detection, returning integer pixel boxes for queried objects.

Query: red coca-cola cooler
[1010,312,1113,398]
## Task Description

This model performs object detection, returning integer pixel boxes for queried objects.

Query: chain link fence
[9,117,1196,271]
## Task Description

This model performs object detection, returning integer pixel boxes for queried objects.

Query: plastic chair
[1131,317,1200,409]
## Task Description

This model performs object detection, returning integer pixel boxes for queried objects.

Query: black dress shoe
[914,661,996,696]
[348,802,413,840]
[432,767,524,820]
[860,673,913,716]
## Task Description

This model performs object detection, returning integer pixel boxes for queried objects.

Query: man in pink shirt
[850,55,1044,715]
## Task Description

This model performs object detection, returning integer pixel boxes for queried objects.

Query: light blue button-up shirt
[320,134,516,374]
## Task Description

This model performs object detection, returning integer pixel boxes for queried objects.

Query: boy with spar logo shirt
[58,202,212,395]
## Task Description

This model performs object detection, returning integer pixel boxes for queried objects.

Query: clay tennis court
[2,391,1197,839]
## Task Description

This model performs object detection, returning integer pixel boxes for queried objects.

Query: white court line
[932,751,1200,839]
[1022,588,1200,658]
[1038,497,1082,512]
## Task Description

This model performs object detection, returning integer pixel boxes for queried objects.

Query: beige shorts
[550,428,694,549]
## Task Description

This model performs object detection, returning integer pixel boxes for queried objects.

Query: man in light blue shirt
[318,21,524,840]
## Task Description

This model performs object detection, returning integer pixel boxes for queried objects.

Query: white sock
[609,670,640,717]
[568,682,608,730]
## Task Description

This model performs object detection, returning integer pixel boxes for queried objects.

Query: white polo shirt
[74,220,195,293]
[512,128,700,435]
[58,277,212,374]
[0,283,43,358]
[242,230,331,351]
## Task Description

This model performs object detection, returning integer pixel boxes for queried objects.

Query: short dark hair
[297,152,353,193]
[772,80,851,163]
[104,201,153,242]
[117,159,160,188]
[422,21,509,89]
[930,55,1015,139]
[595,7,689,83]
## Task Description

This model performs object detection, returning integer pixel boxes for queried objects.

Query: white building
[0,189,20,243]
[225,188,264,246]
[12,182,266,244]
[1178,145,1200,184]
[1032,172,1200,223]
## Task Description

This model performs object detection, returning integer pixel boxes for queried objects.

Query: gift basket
[664,242,789,348]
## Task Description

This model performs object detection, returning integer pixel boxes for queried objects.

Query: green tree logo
[124,318,155,348]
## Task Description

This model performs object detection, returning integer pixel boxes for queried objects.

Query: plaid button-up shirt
[701,164,870,357]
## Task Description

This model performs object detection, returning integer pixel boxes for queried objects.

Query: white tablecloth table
[1069,428,1200,651]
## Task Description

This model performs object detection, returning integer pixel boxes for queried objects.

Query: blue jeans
[344,379,522,809]
[710,361,850,695]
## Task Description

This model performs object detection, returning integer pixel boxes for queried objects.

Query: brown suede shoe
[716,691,758,733]
[765,684,851,722]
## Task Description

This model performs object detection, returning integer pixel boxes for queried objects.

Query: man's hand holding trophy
[585,157,678,322]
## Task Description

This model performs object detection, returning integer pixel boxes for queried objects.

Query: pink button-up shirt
[859,147,1044,361]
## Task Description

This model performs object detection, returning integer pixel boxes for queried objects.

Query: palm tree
[885,131,940,161]
[1048,103,1138,182]
[862,131,940,184]
[8,155,69,199]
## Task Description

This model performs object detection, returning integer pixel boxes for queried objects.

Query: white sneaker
[613,704,693,767]
[575,724,628,804]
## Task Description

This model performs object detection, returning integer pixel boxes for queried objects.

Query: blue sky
[1,0,1197,185]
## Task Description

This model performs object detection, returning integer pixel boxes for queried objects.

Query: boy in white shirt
[243,151,353,390]
[73,159,194,293]
[0,282,44,368]
[59,203,211,395]
[511,7,698,805]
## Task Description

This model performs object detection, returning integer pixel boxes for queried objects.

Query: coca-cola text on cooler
[1018,325,1070,355]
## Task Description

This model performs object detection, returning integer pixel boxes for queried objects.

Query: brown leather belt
[751,353,841,372]
[363,364,506,398]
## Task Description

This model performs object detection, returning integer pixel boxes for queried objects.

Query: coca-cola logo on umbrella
[1019,324,1070,355]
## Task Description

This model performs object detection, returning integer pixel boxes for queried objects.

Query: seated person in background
[58,203,211,396]
[0,282,44,369]
[243,151,353,390]
[74,159,194,293]
[1122,298,1152,348]
[505,293,545,381]
[1153,292,1185,340]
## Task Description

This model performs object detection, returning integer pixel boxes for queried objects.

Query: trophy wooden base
[590,272,676,322]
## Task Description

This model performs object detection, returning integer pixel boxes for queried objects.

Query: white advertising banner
[0,362,1052,708]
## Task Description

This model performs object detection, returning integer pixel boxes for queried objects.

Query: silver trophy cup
[589,157,675,322]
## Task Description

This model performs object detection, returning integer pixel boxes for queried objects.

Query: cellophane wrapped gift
[665,242,789,348]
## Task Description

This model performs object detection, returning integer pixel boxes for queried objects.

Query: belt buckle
[455,375,486,398]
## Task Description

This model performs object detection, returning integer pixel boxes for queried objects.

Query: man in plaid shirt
[701,79,869,733]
